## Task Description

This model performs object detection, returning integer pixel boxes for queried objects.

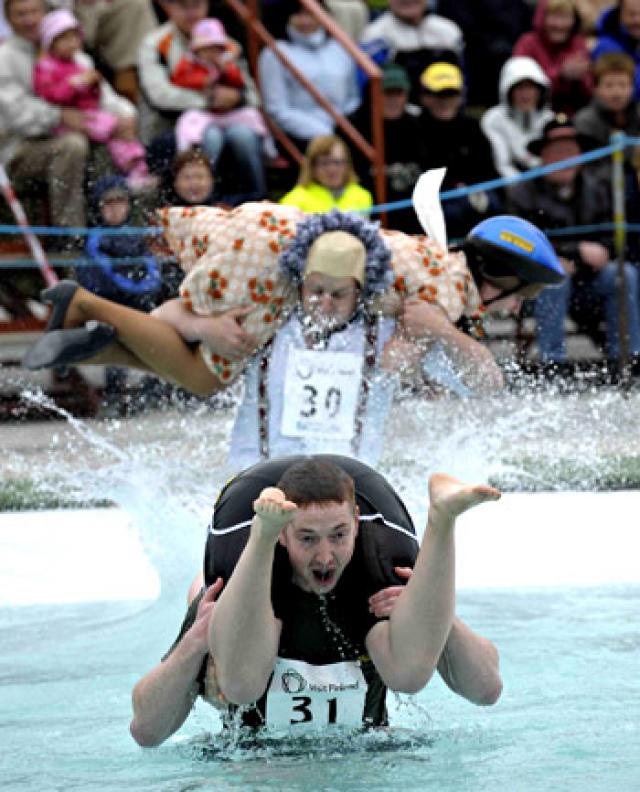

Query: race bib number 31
[266,657,366,730]
[281,349,363,440]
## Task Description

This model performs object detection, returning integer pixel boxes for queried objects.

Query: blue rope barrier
[368,138,630,215]
[1,134,640,237]
[5,227,640,270]
[0,224,162,237]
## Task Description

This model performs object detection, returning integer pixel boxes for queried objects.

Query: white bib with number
[266,657,366,730]
[280,348,363,440]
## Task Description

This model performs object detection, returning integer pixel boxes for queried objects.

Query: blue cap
[467,215,565,285]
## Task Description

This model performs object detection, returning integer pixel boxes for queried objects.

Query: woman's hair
[297,135,359,187]
[593,52,636,84]
[545,0,576,14]
[171,148,213,179]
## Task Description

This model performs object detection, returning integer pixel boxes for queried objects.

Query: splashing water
[382,385,640,527]
[5,388,239,599]
[1,381,640,790]
[5,381,640,553]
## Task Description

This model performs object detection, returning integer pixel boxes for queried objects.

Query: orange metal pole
[369,75,387,223]
[223,0,387,215]
[245,0,260,78]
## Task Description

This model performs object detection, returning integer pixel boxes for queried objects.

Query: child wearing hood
[481,56,555,179]
[33,8,155,191]
[82,176,162,312]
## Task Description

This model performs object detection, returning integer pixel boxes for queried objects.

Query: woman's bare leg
[84,341,151,371]
[57,287,221,395]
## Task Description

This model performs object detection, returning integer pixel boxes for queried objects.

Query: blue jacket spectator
[592,0,640,98]
[360,0,463,102]
[82,176,162,311]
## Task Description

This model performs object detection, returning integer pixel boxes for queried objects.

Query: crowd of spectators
[2,0,640,368]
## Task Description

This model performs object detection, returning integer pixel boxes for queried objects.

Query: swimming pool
[1,491,638,792]
[1,392,639,791]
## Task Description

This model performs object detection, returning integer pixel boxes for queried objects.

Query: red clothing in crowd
[513,0,593,115]
[170,55,245,92]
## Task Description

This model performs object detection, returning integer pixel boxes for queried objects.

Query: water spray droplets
[317,595,359,660]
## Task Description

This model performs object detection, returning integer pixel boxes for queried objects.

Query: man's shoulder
[360,12,397,43]
[480,103,507,126]
[422,12,463,46]
[0,34,34,70]
[455,112,485,140]
[140,20,180,52]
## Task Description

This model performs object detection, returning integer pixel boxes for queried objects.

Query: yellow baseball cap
[420,62,463,93]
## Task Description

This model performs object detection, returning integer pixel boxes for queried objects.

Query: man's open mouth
[312,569,335,585]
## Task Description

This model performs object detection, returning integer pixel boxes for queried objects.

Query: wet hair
[277,459,356,510]
[593,52,636,84]
[297,135,358,187]
[171,147,214,179]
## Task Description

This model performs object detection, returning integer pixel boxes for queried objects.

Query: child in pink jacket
[33,9,154,191]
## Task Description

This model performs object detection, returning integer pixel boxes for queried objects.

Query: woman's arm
[401,299,504,393]
[151,299,257,360]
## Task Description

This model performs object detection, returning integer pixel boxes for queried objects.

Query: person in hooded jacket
[592,0,640,99]
[481,56,555,180]
[81,174,162,406]
[82,175,162,312]
[257,0,361,152]
[513,0,593,116]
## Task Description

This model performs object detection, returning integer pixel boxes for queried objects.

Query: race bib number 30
[281,349,363,440]
[266,657,366,730]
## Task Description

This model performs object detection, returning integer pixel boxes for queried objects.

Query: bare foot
[253,487,297,541]
[428,473,501,525]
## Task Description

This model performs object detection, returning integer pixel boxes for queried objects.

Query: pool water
[1,585,639,791]
[1,392,639,791]
[1,496,639,792]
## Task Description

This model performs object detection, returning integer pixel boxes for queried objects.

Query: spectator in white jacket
[0,2,11,40]
[360,0,463,100]
[0,0,91,230]
[481,55,555,180]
